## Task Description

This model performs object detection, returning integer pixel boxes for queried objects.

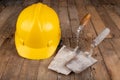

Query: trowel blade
[66,51,97,73]
[48,45,77,75]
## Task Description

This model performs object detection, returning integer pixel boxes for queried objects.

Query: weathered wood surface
[0,0,120,80]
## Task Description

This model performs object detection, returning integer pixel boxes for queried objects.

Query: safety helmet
[15,3,61,60]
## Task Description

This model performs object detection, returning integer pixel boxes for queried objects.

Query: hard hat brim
[15,34,57,60]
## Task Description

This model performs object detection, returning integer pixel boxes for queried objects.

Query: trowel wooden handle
[80,13,91,26]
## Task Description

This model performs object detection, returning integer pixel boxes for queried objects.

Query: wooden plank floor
[0,0,120,80]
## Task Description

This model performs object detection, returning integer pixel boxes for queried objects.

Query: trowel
[48,14,91,75]
[66,28,110,73]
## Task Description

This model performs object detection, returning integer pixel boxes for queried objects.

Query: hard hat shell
[15,3,61,60]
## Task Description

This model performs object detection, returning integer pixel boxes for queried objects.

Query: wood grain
[0,0,120,80]
[0,6,22,47]
[110,38,120,58]
[99,39,120,80]
[59,0,72,38]
[68,0,79,38]
[95,6,120,38]
[104,5,120,30]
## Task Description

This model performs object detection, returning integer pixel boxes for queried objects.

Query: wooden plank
[43,0,50,6]
[104,5,120,30]
[114,0,120,7]
[91,48,111,80]
[0,6,19,29]
[75,0,87,20]
[114,5,120,16]
[99,39,120,80]
[69,20,79,38]
[59,0,67,7]
[68,1,78,20]
[105,0,116,5]
[91,0,116,6]
[0,38,14,79]
[67,0,75,7]
[0,5,27,80]
[0,38,23,80]
[1,0,24,6]
[18,60,39,80]
[15,0,24,6]
[3,0,17,6]
[0,6,22,47]
[37,57,57,80]
[86,5,112,38]
[68,1,79,38]
[0,0,24,7]
[95,6,120,38]
[74,69,94,80]
[110,38,120,58]
[50,0,59,13]
[23,0,40,7]
[114,0,120,4]
[68,0,79,38]
[90,0,100,7]
[98,0,109,5]
[0,47,24,80]
[0,3,5,12]
[59,0,72,38]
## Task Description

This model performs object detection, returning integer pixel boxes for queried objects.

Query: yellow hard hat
[15,3,61,60]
